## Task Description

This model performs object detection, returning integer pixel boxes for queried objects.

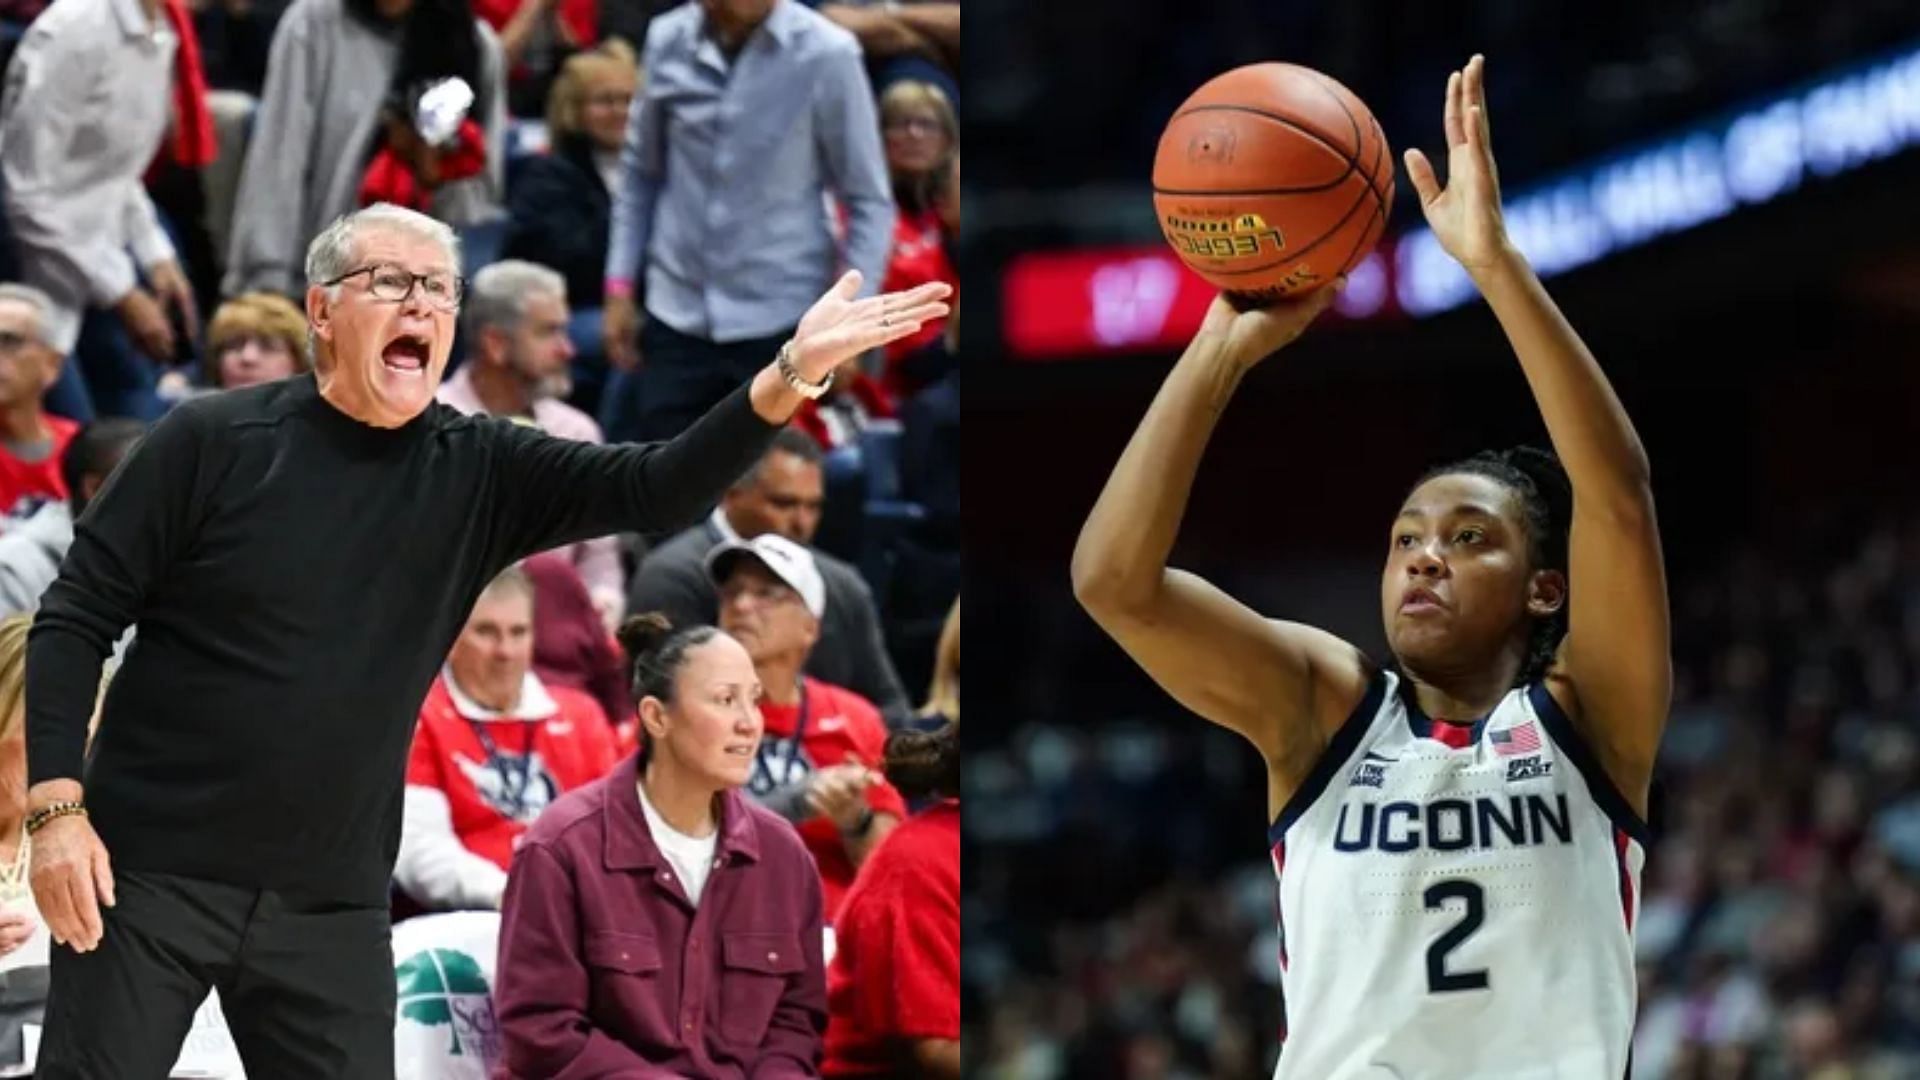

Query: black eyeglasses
[324,264,465,310]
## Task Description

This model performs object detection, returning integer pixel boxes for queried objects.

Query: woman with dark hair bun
[821,717,959,1078]
[494,612,828,1078]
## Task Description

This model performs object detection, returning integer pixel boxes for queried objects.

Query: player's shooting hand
[1199,278,1344,369]
[0,910,36,957]
[1404,54,1514,277]
[29,812,114,954]
[788,272,951,384]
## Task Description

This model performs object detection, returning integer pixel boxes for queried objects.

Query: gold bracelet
[25,801,86,836]
[776,341,833,400]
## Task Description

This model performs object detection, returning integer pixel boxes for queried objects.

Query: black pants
[633,318,793,444]
[37,869,395,1079]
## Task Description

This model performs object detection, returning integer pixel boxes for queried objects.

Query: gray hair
[304,203,461,299]
[479,564,537,609]
[0,284,56,349]
[464,260,567,338]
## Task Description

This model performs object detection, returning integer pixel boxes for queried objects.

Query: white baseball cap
[705,534,827,619]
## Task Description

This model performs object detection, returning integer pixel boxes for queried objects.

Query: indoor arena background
[964,3,1920,1077]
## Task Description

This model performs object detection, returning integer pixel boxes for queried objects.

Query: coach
[21,202,948,1077]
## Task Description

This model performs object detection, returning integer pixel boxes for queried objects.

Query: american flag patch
[1490,720,1542,756]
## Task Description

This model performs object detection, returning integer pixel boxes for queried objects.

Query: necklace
[0,826,29,903]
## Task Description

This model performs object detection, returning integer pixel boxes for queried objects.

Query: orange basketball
[1152,63,1394,301]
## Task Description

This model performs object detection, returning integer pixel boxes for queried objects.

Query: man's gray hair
[464,260,567,338]
[304,203,462,298]
[0,283,57,349]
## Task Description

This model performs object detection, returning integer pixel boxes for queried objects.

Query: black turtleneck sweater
[26,374,777,904]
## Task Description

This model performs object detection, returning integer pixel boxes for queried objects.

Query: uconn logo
[1332,794,1574,854]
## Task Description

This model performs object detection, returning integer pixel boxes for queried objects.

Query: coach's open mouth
[382,333,430,373]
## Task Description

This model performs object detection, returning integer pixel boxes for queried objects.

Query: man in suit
[627,427,911,724]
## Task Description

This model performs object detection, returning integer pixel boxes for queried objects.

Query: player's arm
[1407,56,1669,810]
[1071,291,1372,801]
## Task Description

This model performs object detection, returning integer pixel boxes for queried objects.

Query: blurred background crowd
[964,2,1920,1078]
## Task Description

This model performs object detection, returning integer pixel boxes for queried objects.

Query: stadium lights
[1001,40,1920,359]
[1397,42,1920,315]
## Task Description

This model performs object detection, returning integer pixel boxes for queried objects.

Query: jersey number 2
[1424,880,1490,993]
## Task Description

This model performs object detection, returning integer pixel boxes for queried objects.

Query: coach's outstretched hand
[788,272,952,384]
[30,811,115,953]
[1198,279,1344,370]
[1404,54,1513,277]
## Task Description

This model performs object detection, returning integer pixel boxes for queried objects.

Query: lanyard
[469,719,539,821]
[751,681,812,795]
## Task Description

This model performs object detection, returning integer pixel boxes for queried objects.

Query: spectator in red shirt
[0,286,79,523]
[469,0,596,116]
[495,613,827,1078]
[395,565,620,911]
[823,719,959,1078]
[875,80,957,401]
[710,532,905,918]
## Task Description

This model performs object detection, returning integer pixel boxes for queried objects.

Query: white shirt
[0,0,179,351]
[636,781,719,907]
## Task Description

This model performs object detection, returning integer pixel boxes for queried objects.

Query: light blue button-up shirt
[605,0,894,344]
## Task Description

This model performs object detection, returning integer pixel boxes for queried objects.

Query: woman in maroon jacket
[494,613,827,1079]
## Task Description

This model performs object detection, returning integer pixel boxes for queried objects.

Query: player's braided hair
[882,719,960,800]
[1416,446,1572,687]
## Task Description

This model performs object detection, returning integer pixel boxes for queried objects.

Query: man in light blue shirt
[602,0,893,444]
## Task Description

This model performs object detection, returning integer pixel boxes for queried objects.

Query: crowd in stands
[965,508,1920,1080]
[0,0,959,1073]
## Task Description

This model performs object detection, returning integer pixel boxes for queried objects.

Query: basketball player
[1073,56,1666,1078]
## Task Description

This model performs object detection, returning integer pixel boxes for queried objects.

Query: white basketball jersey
[1269,670,1646,1080]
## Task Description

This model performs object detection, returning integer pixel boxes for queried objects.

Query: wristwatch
[840,807,876,839]
[776,341,833,400]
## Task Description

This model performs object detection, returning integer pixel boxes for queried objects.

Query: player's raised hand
[1404,54,1512,276]
[1198,279,1345,370]
[788,272,952,383]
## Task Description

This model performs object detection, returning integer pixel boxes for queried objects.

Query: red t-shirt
[754,677,908,919]
[470,0,596,50]
[822,800,961,1076]
[406,674,620,872]
[0,415,78,519]
[880,207,957,398]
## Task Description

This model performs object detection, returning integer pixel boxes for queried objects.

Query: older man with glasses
[21,201,949,1076]
[0,285,80,521]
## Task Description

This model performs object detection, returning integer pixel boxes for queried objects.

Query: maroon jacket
[494,753,827,1079]
[526,551,633,729]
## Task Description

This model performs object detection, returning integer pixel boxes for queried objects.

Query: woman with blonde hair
[0,615,56,1062]
[504,37,640,422]
[875,81,959,400]
[205,292,310,390]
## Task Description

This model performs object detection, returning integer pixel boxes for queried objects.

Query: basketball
[1152,63,1394,301]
